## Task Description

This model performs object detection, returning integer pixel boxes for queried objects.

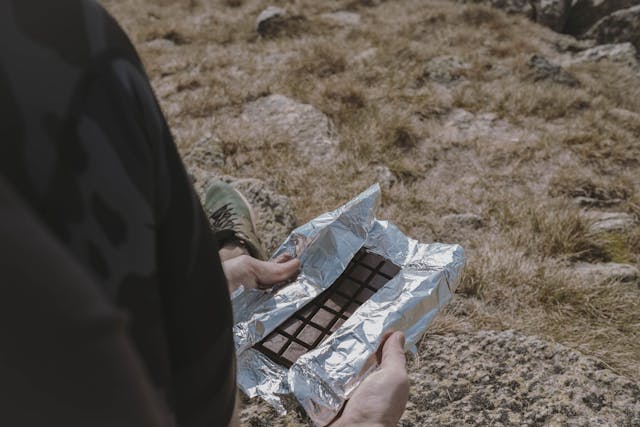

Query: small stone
[585,211,636,233]
[372,164,397,188]
[320,11,361,26]
[255,7,307,38]
[442,213,485,229]
[528,55,579,87]
[145,38,176,49]
[574,196,624,208]
[419,56,470,85]
[609,107,640,123]
[573,262,640,283]
[256,6,286,35]
[438,108,531,143]
[349,47,378,65]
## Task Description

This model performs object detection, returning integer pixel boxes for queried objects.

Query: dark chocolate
[254,248,401,368]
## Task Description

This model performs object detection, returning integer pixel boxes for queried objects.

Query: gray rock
[227,178,297,255]
[372,164,397,188]
[609,106,640,123]
[319,11,361,26]
[256,6,286,34]
[585,211,637,233]
[438,108,532,143]
[188,167,221,204]
[349,47,378,65]
[400,330,640,426]
[534,0,571,32]
[241,94,339,162]
[145,38,176,50]
[528,54,580,86]
[182,135,225,170]
[442,213,485,229]
[567,42,640,68]
[419,55,470,85]
[554,36,597,52]
[255,6,306,38]
[566,0,637,36]
[189,169,297,256]
[240,330,640,425]
[583,4,640,50]
[573,262,640,283]
[482,0,535,18]
[574,196,624,207]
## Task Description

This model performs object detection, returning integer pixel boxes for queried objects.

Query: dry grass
[102,0,640,380]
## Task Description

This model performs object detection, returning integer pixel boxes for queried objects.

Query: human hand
[332,331,409,427]
[222,253,300,293]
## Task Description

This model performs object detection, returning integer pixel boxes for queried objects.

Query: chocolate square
[324,293,349,312]
[337,278,362,298]
[379,260,400,278]
[311,308,335,329]
[283,341,309,363]
[329,318,345,333]
[354,287,375,304]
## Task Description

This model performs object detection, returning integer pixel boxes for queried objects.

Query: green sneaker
[204,180,266,260]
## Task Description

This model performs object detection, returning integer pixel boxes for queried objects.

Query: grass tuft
[549,173,631,202]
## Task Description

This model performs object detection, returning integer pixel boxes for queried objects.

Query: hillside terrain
[103,0,640,424]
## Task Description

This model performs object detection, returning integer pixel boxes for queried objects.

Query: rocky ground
[402,331,640,426]
[103,0,640,424]
[239,331,640,426]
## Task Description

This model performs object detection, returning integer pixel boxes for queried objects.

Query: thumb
[380,331,406,371]
[254,258,301,287]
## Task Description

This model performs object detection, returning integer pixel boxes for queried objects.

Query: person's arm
[0,177,173,426]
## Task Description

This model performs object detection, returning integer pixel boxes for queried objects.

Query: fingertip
[380,330,407,369]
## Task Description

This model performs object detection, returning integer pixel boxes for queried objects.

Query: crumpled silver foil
[233,184,465,425]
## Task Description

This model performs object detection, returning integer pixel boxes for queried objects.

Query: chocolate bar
[254,248,401,367]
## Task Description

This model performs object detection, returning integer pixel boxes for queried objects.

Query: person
[0,0,409,426]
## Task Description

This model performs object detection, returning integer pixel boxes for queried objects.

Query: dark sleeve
[0,1,237,425]
[0,176,173,427]
[107,14,237,427]
[156,153,238,426]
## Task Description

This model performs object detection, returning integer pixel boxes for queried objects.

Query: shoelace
[209,202,239,232]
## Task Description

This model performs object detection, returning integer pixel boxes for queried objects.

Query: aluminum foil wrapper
[233,184,465,425]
